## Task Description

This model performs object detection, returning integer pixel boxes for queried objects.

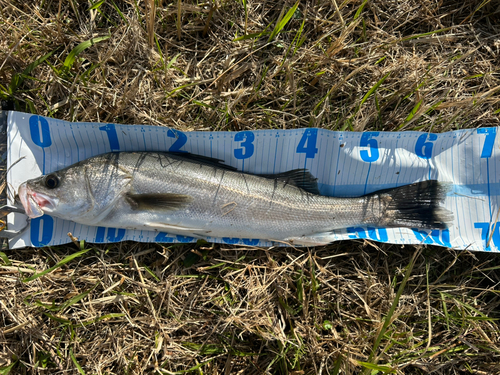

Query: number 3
[234,131,255,159]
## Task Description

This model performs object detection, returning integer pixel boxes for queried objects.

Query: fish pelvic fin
[125,193,193,211]
[374,180,453,229]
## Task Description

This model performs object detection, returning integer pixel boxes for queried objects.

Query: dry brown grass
[1,0,500,373]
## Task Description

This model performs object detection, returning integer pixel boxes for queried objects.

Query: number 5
[360,132,379,162]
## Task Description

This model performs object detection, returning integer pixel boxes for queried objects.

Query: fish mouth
[18,183,59,219]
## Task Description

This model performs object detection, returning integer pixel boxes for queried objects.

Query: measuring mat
[5,111,500,251]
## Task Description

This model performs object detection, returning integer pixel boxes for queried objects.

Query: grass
[1,0,500,373]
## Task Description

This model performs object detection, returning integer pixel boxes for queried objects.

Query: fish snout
[18,183,45,219]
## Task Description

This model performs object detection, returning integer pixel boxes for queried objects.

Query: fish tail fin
[377,180,453,229]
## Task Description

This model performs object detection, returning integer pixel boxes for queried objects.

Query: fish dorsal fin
[168,152,238,171]
[125,193,193,211]
[258,169,320,195]
[168,152,319,194]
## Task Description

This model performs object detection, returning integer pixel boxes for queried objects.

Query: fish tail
[377,180,453,229]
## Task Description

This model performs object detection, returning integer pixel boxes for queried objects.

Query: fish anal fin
[147,222,209,234]
[259,169,320,195]
[283,233,335,247]
[126,193,193,211]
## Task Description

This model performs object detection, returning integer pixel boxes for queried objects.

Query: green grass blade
[425,100,443,115]
[43,312,71,324]
[192,100,215,109]
[9,50,55,94]
[399,27,452,43]
[358,361,396,373]
[397,99,422,129]
[331,354,342,375]
[63,36,110,71]
[0,251,11,266]
[405,100,422,122]
[0,361,17,375]
[166,53,181,70]
[183,342,225,355]
[23,248,90,282]
[353,0,369,21]
[81,313,126,326]
[363,249,420,373]
[110,0,129,24]
[359,72,390,109]
[70,349,86,375]
[234,31,269,41]
[58,290,92,312]
[143,264,160,282]
[89,0,106,10]
[292,16,306,55]
[241,0,248,33]
[268,0,300,42]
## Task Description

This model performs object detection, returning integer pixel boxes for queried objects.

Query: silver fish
[18,152,453,246]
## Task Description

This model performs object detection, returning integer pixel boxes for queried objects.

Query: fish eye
[44,174,60,189]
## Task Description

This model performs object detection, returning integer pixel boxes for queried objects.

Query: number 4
[296,129,318,159]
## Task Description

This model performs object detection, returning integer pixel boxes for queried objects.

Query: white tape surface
[6,111,500,251]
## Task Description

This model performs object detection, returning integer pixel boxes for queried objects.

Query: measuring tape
[6,111,499,251]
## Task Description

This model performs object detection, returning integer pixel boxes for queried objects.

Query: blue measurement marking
[89,128,98,155]
[487,158,492,220]
[289,133,296,173]
[394,137,401,187]
[451,134,463,247]
[319,134,332,195]
[70,127,80,162]
[273,133,279,174]
[333,134,343,195]
[363,163,372,195]
[51,125,64,169]
[273,134,279,174]
[78,127,88,160]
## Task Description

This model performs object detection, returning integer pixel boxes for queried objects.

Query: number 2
[168,129,188,152]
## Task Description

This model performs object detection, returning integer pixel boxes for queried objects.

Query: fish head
[18,155,133,222]
[19,168,94,220]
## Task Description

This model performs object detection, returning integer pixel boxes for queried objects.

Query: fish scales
[107,153,376,237]
[18,152,453,246]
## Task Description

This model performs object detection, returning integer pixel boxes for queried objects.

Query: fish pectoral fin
[147,222,209,233]
[125,193,193,211]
